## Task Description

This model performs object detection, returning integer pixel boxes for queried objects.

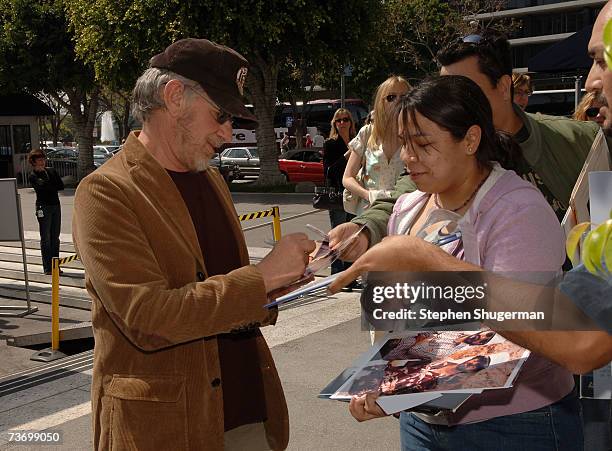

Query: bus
[230,98,369,146]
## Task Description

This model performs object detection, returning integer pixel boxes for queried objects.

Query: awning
[0,93,54,117]
[528,25,593,73]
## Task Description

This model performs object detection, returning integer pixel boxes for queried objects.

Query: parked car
[95,145,120,154]
[45,147,78,161]
[93,146,115,166]
[209,154,241,184]
[47,146,107,168]
[220,146,259,177]
[278,148,324,184]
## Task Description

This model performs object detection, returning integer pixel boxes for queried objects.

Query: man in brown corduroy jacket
[73,38,314,451]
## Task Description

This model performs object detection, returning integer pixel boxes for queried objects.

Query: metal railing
[47,160,78,181]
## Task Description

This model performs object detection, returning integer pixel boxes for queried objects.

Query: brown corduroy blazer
[72,132,289,450]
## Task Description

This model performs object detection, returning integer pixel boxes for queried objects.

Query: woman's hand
[328,235,464,293]
[328,223,370,262]
[348,393,388,422]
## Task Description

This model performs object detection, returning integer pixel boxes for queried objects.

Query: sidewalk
[0,291,401,451]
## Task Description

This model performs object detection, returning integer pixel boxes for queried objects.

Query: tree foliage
[67,0,380,184]
[0,0,99,179]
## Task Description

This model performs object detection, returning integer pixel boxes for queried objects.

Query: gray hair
[132,68,196,122]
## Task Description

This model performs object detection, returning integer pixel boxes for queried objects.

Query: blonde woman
[573,91,605,126]
[323,108,356,274]
[343,76,410,215]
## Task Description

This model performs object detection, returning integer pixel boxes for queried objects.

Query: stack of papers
[321,330,530,414]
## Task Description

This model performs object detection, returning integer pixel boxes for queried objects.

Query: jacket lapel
[122,133,206,270]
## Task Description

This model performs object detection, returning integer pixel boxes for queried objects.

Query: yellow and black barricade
[238,206,281,242]
[50,255,80,352]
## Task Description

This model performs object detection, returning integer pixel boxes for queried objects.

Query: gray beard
[193,159,209,173]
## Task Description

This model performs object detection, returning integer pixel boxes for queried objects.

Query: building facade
[0,94,53,185]
[470,0,607,114]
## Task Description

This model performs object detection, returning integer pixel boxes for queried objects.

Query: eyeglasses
[514,89,532,98]
[335,117,351,123]
[385,94,403,103]
[585,107,600,118]
[187,85,232,125]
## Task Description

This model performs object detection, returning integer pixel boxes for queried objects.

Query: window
[305,151,322,162]
[287,151,304,161]
[0,126,11,157]
[12,125,30,154]
[231,148,249,158]
[248,148,258,158]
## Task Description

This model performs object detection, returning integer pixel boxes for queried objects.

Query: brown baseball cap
[150,38,257,123]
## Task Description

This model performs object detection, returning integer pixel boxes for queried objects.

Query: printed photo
[332,330,529,400]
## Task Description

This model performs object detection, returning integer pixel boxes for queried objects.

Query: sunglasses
[187,85,233,125]
[335,117,351,123]
[385,94,403,103]
[515,89,532,98]
[585,107,600,118]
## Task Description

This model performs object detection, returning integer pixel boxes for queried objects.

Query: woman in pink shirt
[331,76,582,451]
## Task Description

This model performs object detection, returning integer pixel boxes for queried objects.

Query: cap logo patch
[236,67,248,95]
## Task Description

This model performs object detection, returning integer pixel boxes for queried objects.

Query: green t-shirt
[513,125,566,221]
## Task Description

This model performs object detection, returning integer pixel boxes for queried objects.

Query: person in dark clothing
[323,108,355,275]
[28,148,64,275]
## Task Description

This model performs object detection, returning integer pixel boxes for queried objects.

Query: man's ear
[163,80,187,118]
[498,74,513,102]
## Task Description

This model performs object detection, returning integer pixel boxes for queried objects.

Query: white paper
[562,130,611,260]
[588,171,612,226]
[264,273,340,308]
[377,393,444,415]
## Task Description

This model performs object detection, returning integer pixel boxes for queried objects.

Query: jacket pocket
[107,374,188,451]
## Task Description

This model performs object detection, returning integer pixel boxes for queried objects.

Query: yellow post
[272,206,281,242]
[51,257,60,351]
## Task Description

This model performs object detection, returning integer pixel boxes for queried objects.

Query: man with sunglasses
[512,73,532,110]
[73,38,315,451]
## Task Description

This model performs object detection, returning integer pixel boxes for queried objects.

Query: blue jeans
[581,398,611,451]
[399,390,583,451]
[328,209,354,274]
[37,204,61,273]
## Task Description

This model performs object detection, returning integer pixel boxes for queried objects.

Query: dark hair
[396,75,522,170]
[436,29,512,89]
[28,148,46,165]
[463,330,496,346]
[457,355,490,373]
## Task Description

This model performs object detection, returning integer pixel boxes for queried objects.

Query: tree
[99,89,133,142]
[0,0,100,180]
[67,0,381,185]
[277,59,330,148]
[344,0,516,102]
[207,1,381,184]
[37,92,69,146]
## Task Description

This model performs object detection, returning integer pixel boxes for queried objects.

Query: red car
[278,149,324,184]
